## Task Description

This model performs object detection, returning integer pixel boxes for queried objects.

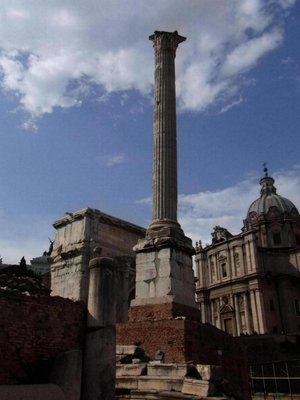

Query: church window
[221,263,227,278]
[295,299,300,317]
[273,232,281,245]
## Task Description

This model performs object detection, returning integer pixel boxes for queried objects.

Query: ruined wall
[0,289,86,384]
[51,208,145,306]
[117,319,250,399]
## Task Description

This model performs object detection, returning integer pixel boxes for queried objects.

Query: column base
[134,223,194,255]
[133,241,197,309]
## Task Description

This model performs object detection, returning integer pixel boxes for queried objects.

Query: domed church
[195,167,300,336]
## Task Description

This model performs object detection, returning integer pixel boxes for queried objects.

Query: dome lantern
[244,166,299,229]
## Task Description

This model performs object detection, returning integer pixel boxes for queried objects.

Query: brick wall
[0,289,86,384]
[128,302,200,322]
[117,319,250,399]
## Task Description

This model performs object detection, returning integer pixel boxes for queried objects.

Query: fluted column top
[149,31,186,53]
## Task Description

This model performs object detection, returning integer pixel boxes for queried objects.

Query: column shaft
[250,290,259,333]
[243,292,252,334]
[149,31,185,227]
[255,290,267,333]
[234,294,242,336]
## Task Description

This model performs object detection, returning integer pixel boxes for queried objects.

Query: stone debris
[116,350,236,399]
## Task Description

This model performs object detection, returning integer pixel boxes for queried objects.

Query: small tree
[19,256,27,273]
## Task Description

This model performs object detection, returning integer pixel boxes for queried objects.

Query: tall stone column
[148,30,185,234]
[131,31,197,317]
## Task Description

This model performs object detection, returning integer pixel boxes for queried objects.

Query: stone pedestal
[132,234,197,313]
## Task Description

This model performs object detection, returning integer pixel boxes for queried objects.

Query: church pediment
[220,304,234,313]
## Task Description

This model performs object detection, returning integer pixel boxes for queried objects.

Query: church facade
[195,169,300,336]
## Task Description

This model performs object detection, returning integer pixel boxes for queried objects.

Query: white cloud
[4,165,299,264]
[221,28,282,77]
[99,153,126,167]
[178,166,300,246]
[0,0,296,124]
[219,95,244,114]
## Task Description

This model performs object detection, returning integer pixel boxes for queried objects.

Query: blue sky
[0,0,299,263]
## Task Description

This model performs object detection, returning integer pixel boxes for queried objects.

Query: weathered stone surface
[82,256,117,400]
[138,376,183,392]
[116,345,138,355]
[147,364,187,378]
[181,378,216,397]
[116,377,139,390]
[116,364,147,377]
[196,364,223,382]
[50,207,145,305]
[132,246,197,310]
[87,257,117,328]
[49,350,82,400]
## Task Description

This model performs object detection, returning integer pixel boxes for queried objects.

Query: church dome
[245,167,299,224]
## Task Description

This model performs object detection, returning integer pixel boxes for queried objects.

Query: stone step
[147,363,188,378]
[116,376,183,392]
[117,363,147,377]
[123,389,229,400]
[116,376,139,390]
[137,376,183,392]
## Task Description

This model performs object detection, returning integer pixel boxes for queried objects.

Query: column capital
[149,30,186,53]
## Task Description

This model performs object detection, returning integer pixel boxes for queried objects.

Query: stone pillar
[211,299,215,325]
[82,257,117,400]
[234,294,242,336]
[250,290,259,333]
[148,30,185,232]
[243,292,252,334]
[255,290,267,333]
[216,298,221,329]
[200,301,206,323]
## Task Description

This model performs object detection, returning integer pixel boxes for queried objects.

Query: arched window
[273,232,281,245]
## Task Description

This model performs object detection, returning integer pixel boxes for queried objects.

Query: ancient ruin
[0,31,252,400]
[116,32,250,400]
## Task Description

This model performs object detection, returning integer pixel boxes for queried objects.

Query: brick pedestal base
[128,302,200,323]
[116,318,250,399]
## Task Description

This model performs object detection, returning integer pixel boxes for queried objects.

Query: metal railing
[250,360,300,399]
